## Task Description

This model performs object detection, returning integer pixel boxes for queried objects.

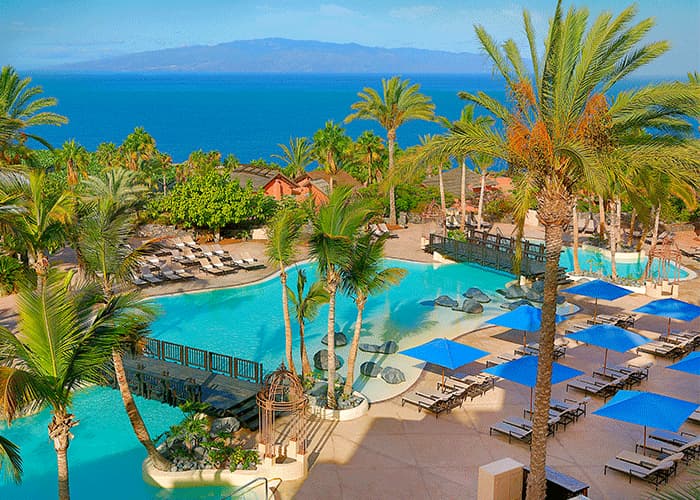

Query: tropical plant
[54,140,89,186]
[265,208,305,374]
[177,149,221,181]
[273,137,314,179]
[287,269,329,378]
[345,76,435,224]
[422,3,700,497]
[418,135,450,217]
[0,435,21,484]
[650,461,700,500]
[0,269,153,500]
[351,131,386,186]
[0,256,23,295]
[312,121,352,192]
[340,233,406,396]
[0,65,67,151]
[119,127,157,172]
[310,186,373,408]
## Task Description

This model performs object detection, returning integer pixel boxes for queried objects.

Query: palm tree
[310,186,373,408]
[312,121,351,193]
[54,140,90,186]
[418,135,449,218]
[0,66,67,150]
[353,131,386,186]
[345,76,435,225]
[265,208,304,374]
[0,269,152,500]
[119,127,157,172]
[422,3,699,497]
[0,435,21,484]
[287,269,329,379]
[273,137,313,179]
[340,233,406,396]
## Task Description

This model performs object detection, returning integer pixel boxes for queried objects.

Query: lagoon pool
[560,247,689,280]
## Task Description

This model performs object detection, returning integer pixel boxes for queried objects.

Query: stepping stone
[359,343,380,353]
[321,332,348,347]
[360,361,382,377]
[496,285,526,299]
[499,299,533,310]
[464,287,491,303]
[524,288,544,303]
[358,340,399,354]
[453,299,483,314]
[381,367,405,384]
[434,295,459,308]
[313,349,343,370]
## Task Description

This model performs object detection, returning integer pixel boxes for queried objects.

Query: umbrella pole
[594,298,598,321]
[667,318,671,338]
[523,330,526,349]
[643,425,647,456]
[530,387,533,415]
[603,349,608,375]
[442,367,445,389]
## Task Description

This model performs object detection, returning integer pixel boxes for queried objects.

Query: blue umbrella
[567,324,651,374]
[482,355,584,412]
[486,305,567,348]
[399,338,489,386]
[667,352,700,376]
[593,390,698,454]
[633,298,700,336]
[562,279,632,320]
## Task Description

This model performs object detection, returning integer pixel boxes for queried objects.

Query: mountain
[49,38,492,73]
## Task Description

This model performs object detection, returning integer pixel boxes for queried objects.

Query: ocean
[28,73,666,163]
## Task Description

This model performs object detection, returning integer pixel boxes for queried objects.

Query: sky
[3,0,699,74]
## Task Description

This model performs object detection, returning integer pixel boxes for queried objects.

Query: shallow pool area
[151,259,514,401]
[560,247,689,280]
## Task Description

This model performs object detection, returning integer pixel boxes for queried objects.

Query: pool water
[560,247,688,280]
[0,387,243,500]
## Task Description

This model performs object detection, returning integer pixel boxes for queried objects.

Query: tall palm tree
[54,140,90,187]
[0,269,152,500]
[0,435,21,484]
[353,131,386,186]
[273,137,313,179]
[312,121,351,193]
[346,76,435,225]
[265,208,304,374]
[287,269,329,378]
[340,234,406,396]
[0,66,67,150]
[310,186,373,408]
[422,3,699,497]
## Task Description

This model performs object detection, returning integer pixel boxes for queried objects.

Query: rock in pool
[524,288,544,303]
[358,340,399,354]
[381,367,406,384]
[321,332,348,347]
[500,299,533,310]
[453,299,483,314]
[496,285,526,299]
[464,287,491,303]
[313,349,343,370]
[434,295,459,308]
[360,361,382,377]
[532,280,545,293]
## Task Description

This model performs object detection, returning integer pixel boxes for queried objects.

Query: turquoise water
[560,247,688,280]
[150,259,512,372]
[0,387,240,499]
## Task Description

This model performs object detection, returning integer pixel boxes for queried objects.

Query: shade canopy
[562,279,632,301]
[593,390,698,432]
[633,298,700,322]
[667,352,700,376]
[567,324,651,353]
[486,305,567,332]
[482,355,583,389]
[399,338,489,371]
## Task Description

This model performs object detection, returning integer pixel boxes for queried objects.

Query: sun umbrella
[593,390,698,455]
[399,338,489,386]
[667,352,700,376]
[482,355,584,413]
[567,324,651,374]
[561,279,632,320]
[633,298,700,337]
[486,305,567,348]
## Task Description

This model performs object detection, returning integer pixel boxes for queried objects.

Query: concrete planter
[309,391,369,421]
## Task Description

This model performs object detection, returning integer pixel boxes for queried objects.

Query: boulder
[524,288,544,303]
[359,343,380,353]
[210,417,240,436]
[321,332,348,347]
[453,299,483,314]
[313,349,343,370]
[496,285,526,299]
[381,367,406,384]
[500,299,533,310]
[464,287,491,303]
[556,295,566,305]
[434,295,459,308]
[532,280,545,293]
[377,340,399,354]
[360,361,382,377]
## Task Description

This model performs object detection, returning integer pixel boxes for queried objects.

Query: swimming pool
[560,247,689,280]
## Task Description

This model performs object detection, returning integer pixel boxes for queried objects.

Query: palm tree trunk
[598,195,606,239]
[572,201,581,274]
[112,350,171,471]
[326,284,338,410]
[49,411,74,500]
[343,296,366,396]
[387,131,397,225]
[438,167,446,217]
[643,204,661,281]
[608,201,618,281]
[526,193,571,500]
[460,159,467,231]
[280,270,297,374]
[629,208,636,248]
[477,171,487,230]
[299,321,312,378]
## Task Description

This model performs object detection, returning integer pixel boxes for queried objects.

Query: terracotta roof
[297,169,362,191]
[230,164,296,190]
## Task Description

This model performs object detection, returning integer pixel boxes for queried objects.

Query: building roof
[296,169,362,194]
[230,164,296,190]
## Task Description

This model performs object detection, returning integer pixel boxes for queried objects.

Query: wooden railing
[429,230,548,277]
[144,338,263,384]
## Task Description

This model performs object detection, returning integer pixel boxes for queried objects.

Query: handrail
[220,476,282,500]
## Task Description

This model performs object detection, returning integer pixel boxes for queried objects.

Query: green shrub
[0,256,23,295]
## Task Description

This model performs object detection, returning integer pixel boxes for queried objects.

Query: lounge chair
[503,415,559,436]
[565,376,621,400]
[199,258,224,275]
[616,450,684,477]
[241,251,266,269]
[181,247,201,263]
[438,378,484,401]
[139,266,163,284]
[159,265,184,281]
[378,223,399,238]
[132,276,149,287]
[592,367,640,387]
[649,429,696,447]
[200,244,215,257]
[688,408,700,425]
[637,341,686,359]
[607,363,651,382]
[550,397,590,421]
[489,421,532,444]
[181,235,200,249]
[172,237,186,249]
[211,243,231,258]
[636,436,700,461]
[169,263,195,279]
[401,393,448,417]
[209,255,236,273]
[605,455,675,488]
[416,388,466,410]
[230,253,259,270]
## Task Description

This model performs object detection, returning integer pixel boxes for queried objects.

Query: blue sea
[27,73,669,163]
